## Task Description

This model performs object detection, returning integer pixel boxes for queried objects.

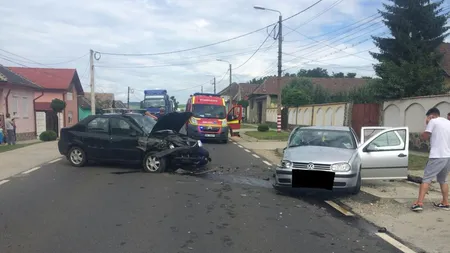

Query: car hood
[151,111,193,134]
[283,145,356,164]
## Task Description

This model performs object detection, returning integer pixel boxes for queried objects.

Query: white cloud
[0,0,445,103]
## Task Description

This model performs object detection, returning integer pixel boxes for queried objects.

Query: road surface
[0,140,403,253]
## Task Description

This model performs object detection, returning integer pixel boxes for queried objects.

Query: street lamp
[254,5,283,133]
[217,59,233,109]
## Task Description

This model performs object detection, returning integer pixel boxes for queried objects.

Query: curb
[1,155,64,181]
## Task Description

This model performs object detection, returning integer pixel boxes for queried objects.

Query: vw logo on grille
[307,163,315,170]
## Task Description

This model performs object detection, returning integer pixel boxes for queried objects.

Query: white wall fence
[382,94,450,132]
[265,102,350,127]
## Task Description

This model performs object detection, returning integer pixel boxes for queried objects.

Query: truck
[140,89,173,118]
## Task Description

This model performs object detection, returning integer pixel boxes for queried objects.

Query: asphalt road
[0,141,403,253]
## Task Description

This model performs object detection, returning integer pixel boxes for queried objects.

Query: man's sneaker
[433,203,450,211]
[411,203,423,212]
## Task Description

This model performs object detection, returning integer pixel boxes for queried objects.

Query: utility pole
[254,6,283,133]
[89,49,96,115]
[276,14,282,133]
[213,77,216,94]
[201,85,203,93]
[127,86,130,109]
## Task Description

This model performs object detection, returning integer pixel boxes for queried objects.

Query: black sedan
[58,112,211,173]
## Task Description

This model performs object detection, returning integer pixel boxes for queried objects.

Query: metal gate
[351,103,381,138]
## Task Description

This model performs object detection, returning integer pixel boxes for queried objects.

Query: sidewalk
[0,141,62,181]
[233,133,449,253]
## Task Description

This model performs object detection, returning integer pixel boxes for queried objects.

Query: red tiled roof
[35,102,52,111]
[251,76,368,95]
[438,43,450,76]
[7,67,76,90]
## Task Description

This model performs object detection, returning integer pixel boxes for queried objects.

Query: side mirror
[283,147,287,151]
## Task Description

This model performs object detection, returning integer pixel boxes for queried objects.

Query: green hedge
[39,130,57,141]
[257,124,270,132]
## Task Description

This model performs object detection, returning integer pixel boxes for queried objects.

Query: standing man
[447,112,450,120]
[411,107,450,211]
[5,113,15,145]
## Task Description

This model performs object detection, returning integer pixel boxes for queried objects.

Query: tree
[332,72,345,78]
[371,0,449,99]
[297,67,329,78]
[50,98,66,113]
[237,99,249,108]
[281,78,314,107]
[170,96,179,110]
[346,72,357,78]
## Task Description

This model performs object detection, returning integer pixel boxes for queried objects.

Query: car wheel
[68,146,87,167]
[143,153,166,173]
[350,171,361,195]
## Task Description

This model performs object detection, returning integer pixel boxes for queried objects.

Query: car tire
[350,171,361,195]
[143,153,166,173]
[68,146,87,167]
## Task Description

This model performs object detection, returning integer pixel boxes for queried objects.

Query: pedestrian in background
[5,113,15,145]
[447,112,450,120]
[411,107,450,211]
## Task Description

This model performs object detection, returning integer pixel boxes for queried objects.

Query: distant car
[274,126,409,194]
[58,112,211,173]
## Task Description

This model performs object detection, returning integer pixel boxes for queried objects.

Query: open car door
[360,126,391,144]
[227,105,242,131]
[358,127,409,180]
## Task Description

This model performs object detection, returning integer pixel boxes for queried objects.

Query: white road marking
[0,180,10,186]
[375,233,416,253]
[48,158,62,164]
[22,167,41,174]
[238,145,243,148]
[263,161,272,166]
[244,149,251,153]
[232,142,237,144]
[325,200,354,216]
[252,154,260,158]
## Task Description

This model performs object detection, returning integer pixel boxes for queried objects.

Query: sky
[0,0,449,103]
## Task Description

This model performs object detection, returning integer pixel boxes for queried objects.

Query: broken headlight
[169,144,175,149]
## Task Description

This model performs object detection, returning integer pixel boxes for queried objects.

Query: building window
[68,111,73,124]
[11,95,19,117]
[66,92,73,101]
[22,97,29,118]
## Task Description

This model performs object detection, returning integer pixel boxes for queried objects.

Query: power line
[233,26,276,70]
[284,0,344,37]
[0,49,88,66]
[94,0,324,57]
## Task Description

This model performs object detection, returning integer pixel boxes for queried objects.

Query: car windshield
[143,98,165,108]
[288,128,356,149]
[192,104,226,119]
[127,114,157,134]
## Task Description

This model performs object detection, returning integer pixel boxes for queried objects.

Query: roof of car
[299,126,350,131]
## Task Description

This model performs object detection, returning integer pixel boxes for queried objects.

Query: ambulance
[185,93,242,144]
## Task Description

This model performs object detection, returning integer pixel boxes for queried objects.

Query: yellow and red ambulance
[185,93,242,143]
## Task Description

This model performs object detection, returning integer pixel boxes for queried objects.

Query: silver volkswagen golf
[274,126,409,194]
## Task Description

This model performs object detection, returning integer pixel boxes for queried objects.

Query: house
[246,76,368,123]
[7,67,83,137]
[218,82,258,119]
[0,65,42,141]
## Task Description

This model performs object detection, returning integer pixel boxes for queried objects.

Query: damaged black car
[58,112,211,173]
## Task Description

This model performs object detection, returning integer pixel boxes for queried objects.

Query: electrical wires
[93,0,324,57]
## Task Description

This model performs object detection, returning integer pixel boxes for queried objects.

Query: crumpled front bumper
[154,145,211,168]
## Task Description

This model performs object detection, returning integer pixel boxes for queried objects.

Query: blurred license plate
[292,169,335,190]
[205,134,215,137]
